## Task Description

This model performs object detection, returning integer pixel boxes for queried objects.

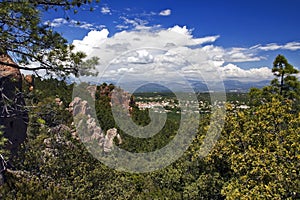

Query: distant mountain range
[222,80,270,92]
[121,80,271,93]
[77,79,271,93]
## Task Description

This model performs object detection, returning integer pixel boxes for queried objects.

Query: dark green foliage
[31,77,73,106]
[272,55,299,97]
[24,77,73,142]
[95,95,116,131]
[94,83,181,153]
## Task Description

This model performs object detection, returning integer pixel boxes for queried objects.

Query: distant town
[134,92,250,114]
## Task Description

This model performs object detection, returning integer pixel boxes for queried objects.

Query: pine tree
[0,0,99,77]
[271,54,300,100]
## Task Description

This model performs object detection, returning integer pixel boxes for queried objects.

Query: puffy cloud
[221,64,273,82]
[127,50,154,64]
[72,25,298,85]
[168,25,191,35]
[223,47,266,62]
[73,30,109,54]
[159,9,171,16]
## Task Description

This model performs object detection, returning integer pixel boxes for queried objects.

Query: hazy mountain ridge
[116,80,271,93]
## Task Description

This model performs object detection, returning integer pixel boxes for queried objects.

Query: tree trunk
[280,71,284,95]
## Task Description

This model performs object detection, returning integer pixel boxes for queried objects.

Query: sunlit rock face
[69,96,122,153]
[103,128,122,153]
[0,54,28,154]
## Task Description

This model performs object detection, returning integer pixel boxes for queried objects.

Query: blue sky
[42,0,300,84]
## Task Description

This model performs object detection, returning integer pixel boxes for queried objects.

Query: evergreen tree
[249,55,300,109]
[0,0,99,77]
[271,54,300,99]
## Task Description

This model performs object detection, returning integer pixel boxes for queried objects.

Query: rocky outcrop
[96,84,135,115]
[0,54,28,154]
[103,128,122,153]
[111,88,132,110]
[86,83,136,113]
[69,96,122,152]
[69,97,91,117]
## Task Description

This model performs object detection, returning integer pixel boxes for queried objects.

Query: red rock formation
[0,54,28,154]
[96,84,135,113]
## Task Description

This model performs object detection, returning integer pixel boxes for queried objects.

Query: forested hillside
[0,55,299,199]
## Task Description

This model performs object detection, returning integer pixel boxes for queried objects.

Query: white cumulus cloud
[71,25,299,85]
[127,50,154,64]
[221,64,273,82]
[73,30,109,54]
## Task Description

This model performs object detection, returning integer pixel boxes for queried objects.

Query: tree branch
[0,60,46,71]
